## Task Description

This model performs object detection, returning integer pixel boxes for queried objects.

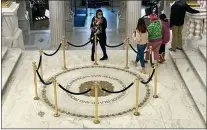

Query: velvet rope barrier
[58,83,92,95]
[36,70,52,85]
[67,40,91,47]
[140,68,155,84]
[101,82,134,94]
[36,55,42,71]
[42,43,62,56]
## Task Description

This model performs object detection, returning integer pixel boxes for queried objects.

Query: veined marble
[2,50,206,128]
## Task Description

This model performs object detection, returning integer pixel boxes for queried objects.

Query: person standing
[90,9,108,61]
[159,13,170,63]
[132,18,148,74]
[145,14,163,63]
[169,0,199,52]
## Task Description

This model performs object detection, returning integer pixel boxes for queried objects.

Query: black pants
[159,44,165,54]
[91,36,107,58]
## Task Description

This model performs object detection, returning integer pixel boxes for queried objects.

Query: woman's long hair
[136,18,147,33]
[96,9,103,17]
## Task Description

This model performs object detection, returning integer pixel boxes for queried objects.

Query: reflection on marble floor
[2,50,206,128]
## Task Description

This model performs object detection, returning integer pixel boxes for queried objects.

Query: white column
[126,1,141,46]
[16,0,30,42]
[49,1,65,48]
[2,2,24,49]
[118,1,126,32]
[65,1,73,33]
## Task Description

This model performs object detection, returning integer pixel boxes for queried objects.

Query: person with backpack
[145,13,163,63]
[159,14,170,63]
[132,18,148,74]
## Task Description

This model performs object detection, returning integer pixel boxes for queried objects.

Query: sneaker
[169,48,176,52]
[176,47,183,51]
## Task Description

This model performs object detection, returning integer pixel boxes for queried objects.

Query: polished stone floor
[2,49,206,128]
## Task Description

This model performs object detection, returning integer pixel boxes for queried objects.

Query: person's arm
[185,3,200,14]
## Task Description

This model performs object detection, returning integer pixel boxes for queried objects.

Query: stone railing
[186,8,207,40]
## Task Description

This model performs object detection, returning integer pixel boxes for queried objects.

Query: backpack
[148,20,162,41]
[161,21,170,44]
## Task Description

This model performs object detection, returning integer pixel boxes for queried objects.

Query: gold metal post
[62,36,67,70]
[93,82,100,124]
[125,37,129,69]
[148,46,152,77]
[53,77,60,117]
[153,60,158,98]
[32,62,39,100]
[134,76,140,116]
[39,49,43,80]
[94,33,98,65]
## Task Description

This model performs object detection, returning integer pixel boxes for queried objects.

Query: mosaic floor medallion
[79,80,114,97]
[41,65,152,118]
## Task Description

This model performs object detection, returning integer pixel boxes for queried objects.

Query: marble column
[2,2,24,49]
[49,1,65,48]
[16,0,30,43]
[65,0,73,40]
[126,1,141,46]
[118,1,126,33]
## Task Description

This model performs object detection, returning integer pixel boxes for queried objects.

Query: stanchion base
[94,62,99,65]
[93,120,100,124]
[33,97,40,100]
[62,67,67,70]
[134,111,140,116]
[54,113,60,117]
[124,66,129,69]
[153,95,158,98]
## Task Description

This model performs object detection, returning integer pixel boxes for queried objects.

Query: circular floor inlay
[41,65,152,118]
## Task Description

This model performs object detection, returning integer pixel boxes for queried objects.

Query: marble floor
[2,49,206,128]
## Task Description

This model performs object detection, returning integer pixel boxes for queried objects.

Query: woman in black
[90,9,108,61]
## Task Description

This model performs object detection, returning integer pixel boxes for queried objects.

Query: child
[159,14,170,63]
[132,18,148,74]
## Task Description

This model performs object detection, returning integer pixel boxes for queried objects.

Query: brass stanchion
[32,62,39,100]
[94,33,98,65]
[153,60,158,98]
[52,77,60,117]
[39,48,43,80]
[148,46,152,77]
[62,36,67,70]
[93,82,100,124]
[125,37,129,69]
[134,76,140,116]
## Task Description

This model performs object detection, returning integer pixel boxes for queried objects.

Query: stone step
[2,46,8,60]
[183,46,206,87]
[198,46,207,61]
[169,51,206,123]
[2,48,22,92]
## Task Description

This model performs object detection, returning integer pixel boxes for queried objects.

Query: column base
[2,28,24,50]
